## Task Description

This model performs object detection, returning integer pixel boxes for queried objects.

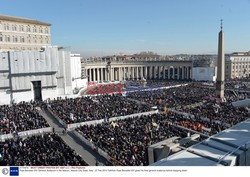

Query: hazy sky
[0,0,250,56]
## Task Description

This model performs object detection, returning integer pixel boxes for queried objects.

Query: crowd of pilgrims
[175,100,248,134]
[0,101,49,135]
[85,80,189,95]
[127,82,250,108]
[126,83,216,108]
[47,94,152,124]
[0,80,249,166]
[76,103,248,166]
[77,113,190,166]
[0,133,88,166]
[125,82,249,135]
[225,78,250,91]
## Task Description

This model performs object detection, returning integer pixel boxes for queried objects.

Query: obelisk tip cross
[220,19,223,31]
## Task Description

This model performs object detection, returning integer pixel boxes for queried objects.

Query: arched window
[45,27,49,34]
[33,26,37,33]
[27,25,31,32]
[5,35,10,42]
[39,26,43,33]
[6,24,10,30]
[20,36,25,43]
[12,24,17,31]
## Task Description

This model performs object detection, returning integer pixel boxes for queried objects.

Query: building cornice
[0,14,51,26]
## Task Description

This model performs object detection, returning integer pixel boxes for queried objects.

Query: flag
[164,106,167,113]
[111,121,118,128]
[70,113,74,120]
[152,122,158,127]
[115,159,119,166]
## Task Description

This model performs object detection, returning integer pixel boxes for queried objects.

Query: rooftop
[151,118,250,166]
[0,14,51,26]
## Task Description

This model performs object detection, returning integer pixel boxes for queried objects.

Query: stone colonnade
[85,63,192,82]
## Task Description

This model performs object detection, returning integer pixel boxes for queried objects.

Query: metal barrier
[67,110,159,131]
[46,106,68,128]
[0,127,52,142]
[75,131,112,163]
[74,110,160,165]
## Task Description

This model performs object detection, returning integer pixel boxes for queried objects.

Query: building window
[34,35,37,43]
[33,26,37,33]
[45,28,49,34]
[4,24,10,30]
[27,34,31,43]
[39,27,43,33]
[45,36,50,44]
[12,25,17,31]
[0,35,2,42]
[13,36,18,43]
[19,25,24,32]
[27,25,31,32]
[20,36,25,43]
[5,35,10,42]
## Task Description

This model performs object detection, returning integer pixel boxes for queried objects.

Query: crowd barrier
[0,134,13,142]
[124,83,189,95]
[76,131,113,164]
[74,110,160,165]
[67,110,159,131]
[46,105,67,128]
[167,109,231,129]
[167,109,192,117]
[84,83,189,97]
[0,127,52,142]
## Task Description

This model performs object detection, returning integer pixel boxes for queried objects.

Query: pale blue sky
[0,0,250,56]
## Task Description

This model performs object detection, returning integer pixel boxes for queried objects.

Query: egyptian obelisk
[216,20,225,99]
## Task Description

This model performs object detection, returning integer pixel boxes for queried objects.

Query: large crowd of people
[0,102,49,135]
[175,100,248,133]
[0,80,249,166]
[225,79,250,91]
[77,113,191,166]
[126,82,250,108]
[126,83,216,108]
[47,95,152,124]
[0,133,88,166]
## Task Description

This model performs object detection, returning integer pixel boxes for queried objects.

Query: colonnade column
[158,66,162,79]
[168,67,171,79]
[100,68,103,82]
[131,67,134,80]
[177,67,180,80]
[93,68,96,81]
[163,66,166,79]
[119,67,121,81]
[123,67,126,80]
[96,68,99,82]
[141,66,143,79]
[189,67,192,80]
[91,68,94,82]
[136,67,139,80]
[154,66,157,79]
